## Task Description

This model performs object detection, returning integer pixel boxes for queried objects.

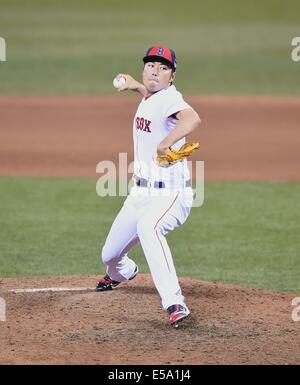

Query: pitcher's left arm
[157,109,201,156]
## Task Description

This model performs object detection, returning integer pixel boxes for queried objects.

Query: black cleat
[95,274,120,291]
[95,266,139,292]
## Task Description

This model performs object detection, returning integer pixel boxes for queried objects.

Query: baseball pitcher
[96,45,201,328]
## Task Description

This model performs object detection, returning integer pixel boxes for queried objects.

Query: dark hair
[143,57,176,71]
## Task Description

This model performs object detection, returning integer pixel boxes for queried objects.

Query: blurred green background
[0,0,299,95]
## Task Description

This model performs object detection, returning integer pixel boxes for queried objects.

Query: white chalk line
[10,287,95,293]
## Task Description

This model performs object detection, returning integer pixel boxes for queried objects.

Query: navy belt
[134,177,191,189]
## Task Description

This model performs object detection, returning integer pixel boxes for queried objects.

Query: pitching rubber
[10,287,94,294]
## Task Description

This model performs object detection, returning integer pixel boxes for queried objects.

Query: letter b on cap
[157,47,164,56]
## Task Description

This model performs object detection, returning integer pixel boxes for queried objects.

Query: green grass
[0,0,299,95]
[0,176,299,293]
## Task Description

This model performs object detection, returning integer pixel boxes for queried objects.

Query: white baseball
[113,76,126,89]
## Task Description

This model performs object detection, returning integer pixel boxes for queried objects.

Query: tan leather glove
[156,142,199,167]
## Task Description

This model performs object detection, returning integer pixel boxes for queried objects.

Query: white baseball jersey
[133,85,192,184]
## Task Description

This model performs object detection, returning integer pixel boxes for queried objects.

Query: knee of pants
[137,215,175,238]
[137,217,161,238]
[101,243,119,265]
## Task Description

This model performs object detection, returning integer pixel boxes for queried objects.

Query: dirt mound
[0,275,299,364]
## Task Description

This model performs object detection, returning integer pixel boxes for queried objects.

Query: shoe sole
[129,266,139,280]
[171,313,190,328]
[95,284,118,292]
[96,266,138,292]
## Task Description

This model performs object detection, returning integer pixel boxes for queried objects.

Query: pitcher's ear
[170,71,176,83]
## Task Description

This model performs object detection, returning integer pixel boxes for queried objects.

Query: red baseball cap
[143,45,177,70]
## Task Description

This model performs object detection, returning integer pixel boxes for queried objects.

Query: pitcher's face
[143,61,175,93]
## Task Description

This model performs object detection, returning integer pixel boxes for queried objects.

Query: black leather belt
[134,176,191,188]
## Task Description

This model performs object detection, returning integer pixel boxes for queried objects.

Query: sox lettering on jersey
[136,117,152,132]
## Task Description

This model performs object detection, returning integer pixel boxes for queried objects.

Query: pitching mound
[0,275,299,364]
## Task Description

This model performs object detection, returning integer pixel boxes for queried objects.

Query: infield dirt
[0,275,299,365]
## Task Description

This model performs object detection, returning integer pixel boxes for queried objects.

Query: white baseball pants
[101,186,193,310]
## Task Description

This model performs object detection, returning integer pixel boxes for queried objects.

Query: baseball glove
[156,142,199,167]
